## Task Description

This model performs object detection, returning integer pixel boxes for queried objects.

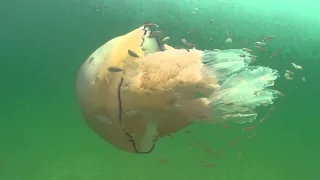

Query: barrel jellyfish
[76,25,280,154]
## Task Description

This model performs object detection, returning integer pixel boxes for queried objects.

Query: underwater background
[1,0,320,179]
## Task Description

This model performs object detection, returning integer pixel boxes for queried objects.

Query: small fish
[162,37,170,42]
[196,141,206,145]
[219,121,233,130]
[301,76,306,82]
[264,114,270,119]
[242,125,256,131]
[285,70,294,76]
[183,41,196,48]
[159,158,169,163]
[259,117,266,123]
[185,130,192,134]
[284,72,293,80]
[144,23,159,28]
[249,57,257,63]
[242,48,252,52]
[187,30,197,35]
[219,148,226,152]
[128,49,140,58]
[234,137,240,141]
[148,31,163,38]
[239,54,246,57]
[203,163,215,168]
[107,67,124,72]
[291,63,303,70]
[209,19,214,24]
[225,31,229,36]
[276,90,285,96]
[254,45,266,54]
[264,35,274,41]
[249,55,258,58]
[204,147,221,156]
[270,50,280,59]
[225,37,232,44]
[224,102,234,106]
[255,41,266,46]
[269,106,276,111]
[249,132,257,138]
[107,66,124,73]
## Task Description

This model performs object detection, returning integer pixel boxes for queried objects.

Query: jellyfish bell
[76,25,164,153]
[76,25,280,154]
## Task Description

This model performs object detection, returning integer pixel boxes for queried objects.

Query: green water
[1,0,320,179]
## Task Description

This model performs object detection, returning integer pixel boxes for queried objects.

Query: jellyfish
[76,25,280,154]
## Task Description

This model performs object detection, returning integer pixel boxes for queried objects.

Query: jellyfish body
[76,26,279,153]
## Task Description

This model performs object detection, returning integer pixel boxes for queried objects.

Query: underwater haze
[1,0,320,180]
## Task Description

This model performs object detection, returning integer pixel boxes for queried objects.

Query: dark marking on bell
[128,49,140,58]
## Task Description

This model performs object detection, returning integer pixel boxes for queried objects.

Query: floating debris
[225,37,232,44]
